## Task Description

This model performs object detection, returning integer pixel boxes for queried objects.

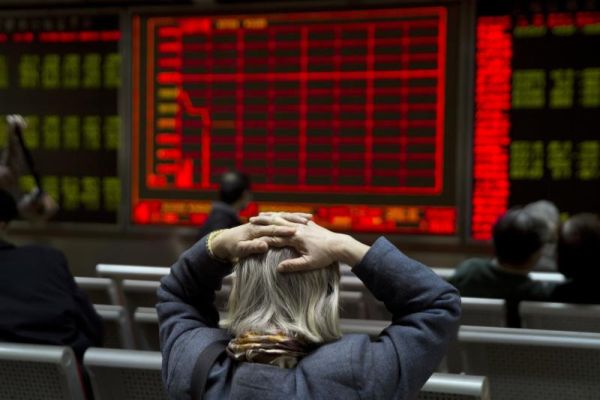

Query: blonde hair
[222,247,341,344]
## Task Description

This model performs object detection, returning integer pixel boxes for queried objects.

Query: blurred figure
[1,115,58,222]
[0,189,103,360]
[525,200,560,271]
[450,207,554,326]
[0,117,24,189]
[0,165,16,188]
[198,170,251,238]
[551,213,600,304]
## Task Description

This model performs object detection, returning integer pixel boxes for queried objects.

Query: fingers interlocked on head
[250,212,312,227]
[250,224,296,239]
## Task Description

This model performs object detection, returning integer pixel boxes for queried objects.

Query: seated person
[449,207,553,326]
[525,200,560,271]
[198,170,251,239]
[158,213,460,399]
[551,213,600,304]
[0,189,103,359]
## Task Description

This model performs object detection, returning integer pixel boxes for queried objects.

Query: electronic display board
[0,14,121,224]
[132,7,459,234]
[472,3,600,240]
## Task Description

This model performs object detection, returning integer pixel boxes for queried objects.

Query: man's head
[0,189,18,231]
[558,213,600,280]
[219,171,251,211]
[492,207,547,270]
[223,247,341,344]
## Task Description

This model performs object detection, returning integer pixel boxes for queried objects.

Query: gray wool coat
[157,237,461,400]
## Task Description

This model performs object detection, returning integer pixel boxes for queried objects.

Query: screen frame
[126,0,471,245]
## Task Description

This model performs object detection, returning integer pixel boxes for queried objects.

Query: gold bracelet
[207,229,228,262]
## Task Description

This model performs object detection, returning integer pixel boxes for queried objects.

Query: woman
[158,213,460,399]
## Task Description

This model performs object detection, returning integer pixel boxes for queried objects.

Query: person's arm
[347,236,461,399]
[157,237,232,374]
[250,215,461,399]
[157,222,300,396]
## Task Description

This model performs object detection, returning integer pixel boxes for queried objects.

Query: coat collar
[212,201,239,218]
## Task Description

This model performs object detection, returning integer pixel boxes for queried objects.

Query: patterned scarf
[226,331,310,368]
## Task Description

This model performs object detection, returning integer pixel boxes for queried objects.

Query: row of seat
[80,263,571,323]
[81,263,599,354]
[98,301,600,399]
[0,341,489,400]
[442,298,600,374]
[459,298,600,333]
[83,263,600,399]
[6,323,600,400]
[92,289,600,351]
[458,326,600,400]
[95,263,566,284]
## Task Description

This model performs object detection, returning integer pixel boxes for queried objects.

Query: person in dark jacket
[197,171,251,239]
[0,189,103,360]
[158,212,460,399]
[449,207,554,327]
[551,213,600,304]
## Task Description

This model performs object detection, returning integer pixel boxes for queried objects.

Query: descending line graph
[145,8,447,194]
[179,91,211,188]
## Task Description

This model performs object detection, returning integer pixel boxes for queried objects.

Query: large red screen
[132,7,457,234]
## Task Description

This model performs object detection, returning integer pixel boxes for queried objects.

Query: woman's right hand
[250,213,370,272]
[210,222,297,262]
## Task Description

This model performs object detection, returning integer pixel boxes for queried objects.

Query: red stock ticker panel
[132,7,457,234]
[472,11,600,241]
[471,16,512,241]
